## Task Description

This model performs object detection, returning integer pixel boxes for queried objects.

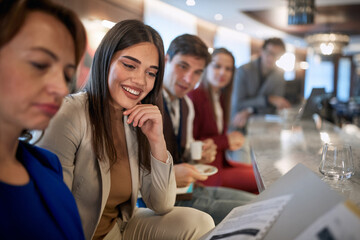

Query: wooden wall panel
[53,0,143,22]
[197,19,217,49]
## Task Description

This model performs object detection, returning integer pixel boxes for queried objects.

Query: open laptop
[299,88,326,119]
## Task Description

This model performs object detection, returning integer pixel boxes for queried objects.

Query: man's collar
[162,87,180,102]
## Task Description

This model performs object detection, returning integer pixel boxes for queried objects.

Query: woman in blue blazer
[0,0,86,239]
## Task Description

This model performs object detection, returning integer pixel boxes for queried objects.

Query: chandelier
[305,33,350,55]
[288,0,315,25]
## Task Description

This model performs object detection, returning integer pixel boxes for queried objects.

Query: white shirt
[162,88,195,155]
[212,91,224,134]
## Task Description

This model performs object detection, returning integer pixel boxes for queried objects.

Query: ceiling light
[235,23,244,31]
[320,43,334,55]
[214,14,223,21]
[276,52,295,72]
[288,0,315,25]
[101,20,115,29]
[299,61,309,70]
[306,33,350,55]
[186,0,195,6]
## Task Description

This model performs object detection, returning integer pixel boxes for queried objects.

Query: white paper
[204,195,292,240]
[294,202,360,240]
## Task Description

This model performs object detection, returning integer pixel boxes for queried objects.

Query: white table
[246,115,360,206]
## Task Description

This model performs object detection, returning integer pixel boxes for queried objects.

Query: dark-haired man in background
[231,37,291,129]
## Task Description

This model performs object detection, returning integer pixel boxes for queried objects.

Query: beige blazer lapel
[123,115,139,221]
[96,116,139,223]
[97,149,111,223]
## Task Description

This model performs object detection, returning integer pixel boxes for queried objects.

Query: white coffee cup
[190,141,203,160]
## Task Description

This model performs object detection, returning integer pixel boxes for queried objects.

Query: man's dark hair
[166,34,211,66]
[262,37,286,52]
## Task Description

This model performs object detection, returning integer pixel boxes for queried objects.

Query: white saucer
[194,164,218,176]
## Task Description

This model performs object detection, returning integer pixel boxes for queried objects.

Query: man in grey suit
[231,37,291,129]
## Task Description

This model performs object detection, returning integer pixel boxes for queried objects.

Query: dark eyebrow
[31,47,58,61]
[150,65,159,70]
[178,60,190,67]
[123,55,158,70]
[30,47,76,70]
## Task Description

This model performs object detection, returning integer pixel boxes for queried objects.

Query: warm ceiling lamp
[305,33,350,55]
[288,0,315,25]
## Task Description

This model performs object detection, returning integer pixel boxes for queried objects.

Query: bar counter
[246,115,360,206]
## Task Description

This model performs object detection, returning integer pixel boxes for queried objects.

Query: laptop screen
[301,88,326,118]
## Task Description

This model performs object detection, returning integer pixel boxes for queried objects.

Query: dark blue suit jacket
[1,141,85,240]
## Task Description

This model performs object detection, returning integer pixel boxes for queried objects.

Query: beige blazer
[38,92,176,240]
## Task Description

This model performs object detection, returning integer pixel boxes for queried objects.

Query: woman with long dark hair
[38,19,214,240]
[188,48,258,194]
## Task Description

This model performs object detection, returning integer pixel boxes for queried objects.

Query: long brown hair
[201,48,235,126]
[85,19,165,171]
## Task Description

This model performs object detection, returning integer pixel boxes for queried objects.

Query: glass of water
[319,143,354,179]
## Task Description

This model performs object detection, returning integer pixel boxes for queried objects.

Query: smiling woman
[108,42,159,109]
[0,0,86,239]
[37,19,214,240]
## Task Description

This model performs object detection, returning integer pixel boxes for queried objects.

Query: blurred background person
[38,20,214,240]
[188,48,258,194]
[0,0,86,239]
[231,37,291,130]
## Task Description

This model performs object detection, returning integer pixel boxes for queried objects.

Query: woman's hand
[227,131,245,151]
[174,163,208,188]
[232,110,251,128]
[123,104,167,162]
[199,139,217,164]
[268,95,291,110]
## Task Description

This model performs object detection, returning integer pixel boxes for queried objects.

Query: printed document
[204,195,292,240]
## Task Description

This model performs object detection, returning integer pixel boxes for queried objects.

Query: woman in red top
[188,48,258,193]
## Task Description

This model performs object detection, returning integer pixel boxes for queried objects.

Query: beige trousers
[104,206,214,240]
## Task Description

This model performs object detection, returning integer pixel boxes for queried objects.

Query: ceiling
[158,0,360,53]
[243,4,360,37]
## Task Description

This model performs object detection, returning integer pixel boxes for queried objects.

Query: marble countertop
[247,115,360,206]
